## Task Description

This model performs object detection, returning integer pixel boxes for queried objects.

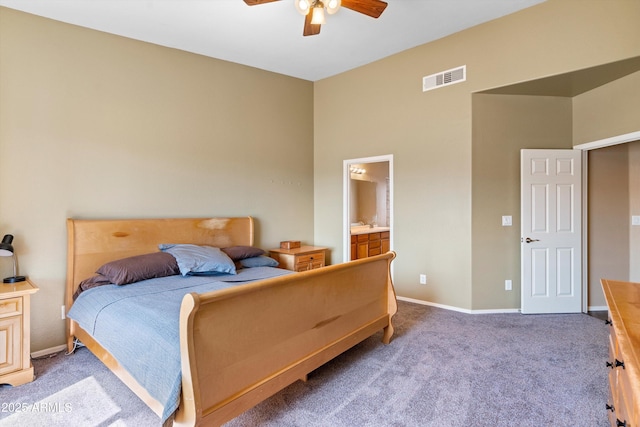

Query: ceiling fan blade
[243,0,281,5]
[303,12,321,36]
[341,0,388,18]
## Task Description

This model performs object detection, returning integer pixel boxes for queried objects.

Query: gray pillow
[239,255,279,268]
[96,251,179,285]
[221,245,265,261]
[159,244,236,276]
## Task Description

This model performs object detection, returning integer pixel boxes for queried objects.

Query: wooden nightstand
[269,246,327,272]
[0,279,38,386]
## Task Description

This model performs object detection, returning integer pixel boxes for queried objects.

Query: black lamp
[0,234,26,283]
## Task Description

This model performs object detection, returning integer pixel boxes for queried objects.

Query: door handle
[524,237,539,243]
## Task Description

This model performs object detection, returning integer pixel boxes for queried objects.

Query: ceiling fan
[243,0,388,37]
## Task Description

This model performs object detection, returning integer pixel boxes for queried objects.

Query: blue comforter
[67,267,292,422]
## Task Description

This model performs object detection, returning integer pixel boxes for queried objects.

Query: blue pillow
[239,255,279,268]
[159,244,236,276]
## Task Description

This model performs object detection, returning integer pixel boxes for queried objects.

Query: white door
[521,149,582,314]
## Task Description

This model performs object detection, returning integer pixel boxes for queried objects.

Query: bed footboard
[175,251,397,426]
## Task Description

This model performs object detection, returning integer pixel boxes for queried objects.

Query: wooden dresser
[269,246,327,272]
[602,279,640,427]
[0,279,38,386]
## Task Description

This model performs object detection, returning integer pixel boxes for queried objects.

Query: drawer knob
[615,359,625,369]
[606,403,615,412]
[605,319,612,325]
[606,361,614,369]
[616,419,627,427]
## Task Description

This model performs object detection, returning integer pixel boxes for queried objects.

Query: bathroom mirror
[352,180,377,225]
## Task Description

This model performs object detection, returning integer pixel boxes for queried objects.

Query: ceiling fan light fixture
[326,0,341,14]
[311,3,326,25]
[295,0,311,15]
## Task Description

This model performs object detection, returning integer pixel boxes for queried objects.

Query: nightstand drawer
[269,246,329,272]
[295,261,325,272]
[0,297,22,319]
[296,252,325,265]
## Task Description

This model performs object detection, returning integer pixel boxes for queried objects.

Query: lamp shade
[326,0,341,14]
[295,0,311,15]
[0,234,14,257]
[0,234,26,283]
[311,5,326,25]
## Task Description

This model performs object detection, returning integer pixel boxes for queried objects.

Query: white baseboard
[398,296,608,315]
[397,296,520,314]
[31,344,67,359]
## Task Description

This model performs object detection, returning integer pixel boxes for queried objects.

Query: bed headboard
[65,217,254,307]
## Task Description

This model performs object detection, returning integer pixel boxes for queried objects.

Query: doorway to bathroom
[343,154,393,263]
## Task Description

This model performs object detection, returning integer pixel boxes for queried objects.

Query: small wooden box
[280,240,301,250]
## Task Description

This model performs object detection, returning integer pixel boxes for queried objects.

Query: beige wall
[472,71,640,310]
[314,0,640,310]
[471,94,573,309]
[573,72,640,306]
[0,8,315,351]
[586,140,640,303]
[573,72,640,145]
[588,144,630,307]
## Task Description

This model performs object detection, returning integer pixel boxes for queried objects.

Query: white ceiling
[0,0,545,81]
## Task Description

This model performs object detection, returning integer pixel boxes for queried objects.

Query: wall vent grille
[422,65,466,92]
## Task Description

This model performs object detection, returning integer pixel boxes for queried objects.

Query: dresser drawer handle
[605,319,612,325]
[606,361,614,369]
[615,359,625,369]
[606,403,614,412]
[616,419,627,427]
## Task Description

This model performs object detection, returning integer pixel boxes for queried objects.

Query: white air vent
[422,65,466,92]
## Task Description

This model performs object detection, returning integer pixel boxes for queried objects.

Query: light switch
[632,216,640,226]
[502,216,512,226]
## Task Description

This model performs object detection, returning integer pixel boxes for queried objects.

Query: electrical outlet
[419,274,427,285]
[505,280,512,291]
[61,305,66,320]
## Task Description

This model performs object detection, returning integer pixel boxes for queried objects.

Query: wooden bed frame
[65,216,397,426]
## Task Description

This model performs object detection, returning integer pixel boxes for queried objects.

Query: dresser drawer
[609,327,618,357]
[618,366,636,425]
[369,248,382,256]
[0,298,22,319]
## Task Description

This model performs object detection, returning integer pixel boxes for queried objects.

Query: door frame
[575,130,640,312]
[343,154,394,263]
